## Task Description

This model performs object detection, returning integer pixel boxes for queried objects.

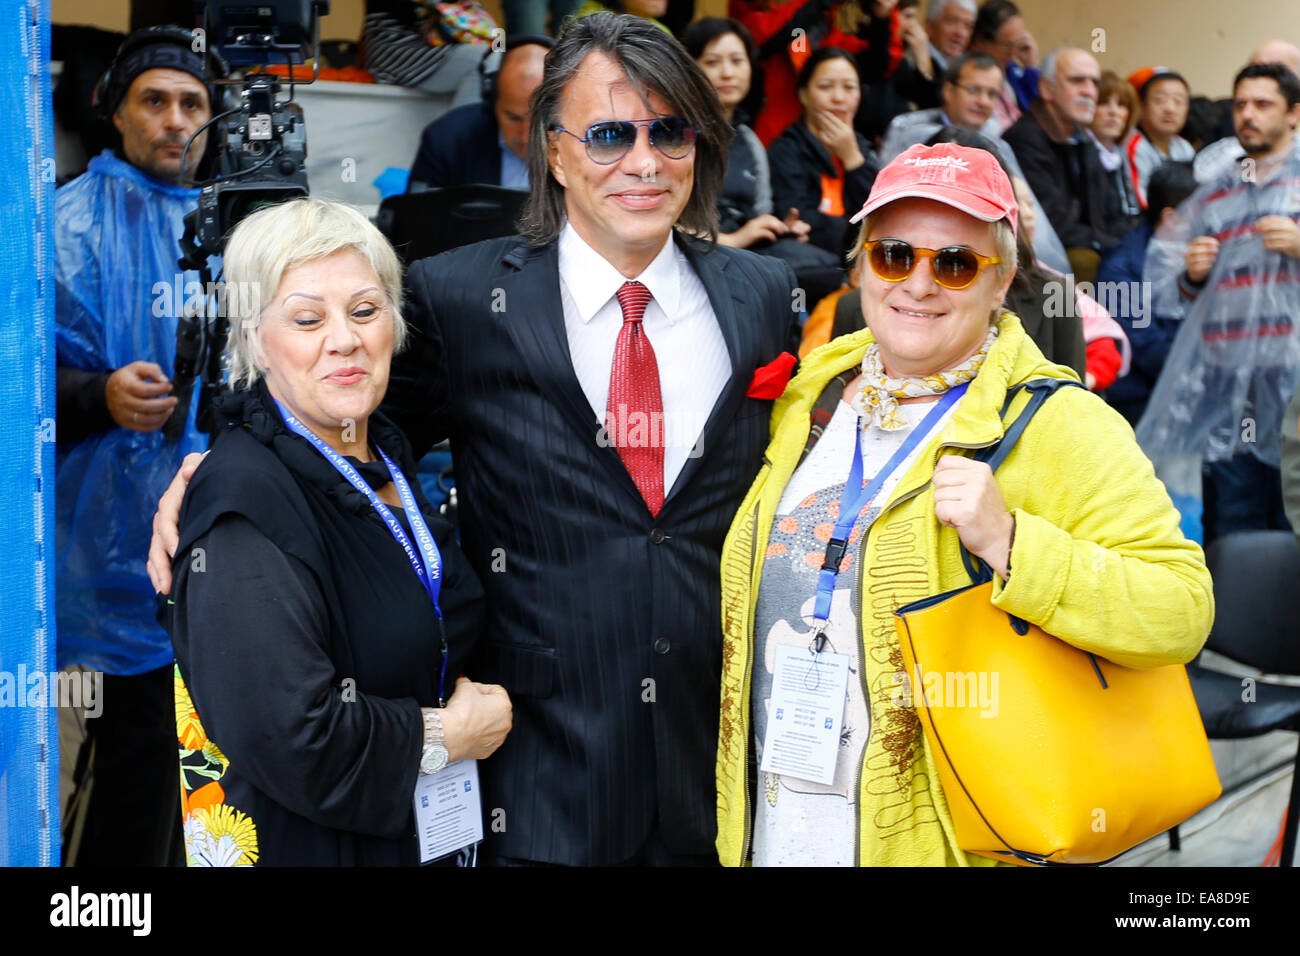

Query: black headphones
[92,24,226,121]
[479,33,555,113]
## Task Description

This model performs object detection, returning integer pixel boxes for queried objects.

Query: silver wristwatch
[420,708,449,775]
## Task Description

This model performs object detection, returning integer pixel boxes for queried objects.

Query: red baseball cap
[849,143,1019,237]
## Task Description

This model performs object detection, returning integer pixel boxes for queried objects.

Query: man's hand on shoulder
[147,451,206,595]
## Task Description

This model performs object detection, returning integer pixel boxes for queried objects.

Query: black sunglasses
[548,117,697,165]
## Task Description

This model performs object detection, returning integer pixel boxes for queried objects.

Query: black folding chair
[1178,530,1300,865]
[376,184,528,265]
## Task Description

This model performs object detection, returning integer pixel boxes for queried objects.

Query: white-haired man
[926,0,975,75]
[1003,46,1126,282]
[893,0,977,109]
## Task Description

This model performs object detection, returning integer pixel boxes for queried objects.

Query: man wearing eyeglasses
[881,52,1006,162]
[879,53,1070,274]
[150,11,796,867]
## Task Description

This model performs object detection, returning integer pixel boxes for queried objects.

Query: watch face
[420,743,449,775]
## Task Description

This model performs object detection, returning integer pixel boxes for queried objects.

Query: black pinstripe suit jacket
[383,232,796,864]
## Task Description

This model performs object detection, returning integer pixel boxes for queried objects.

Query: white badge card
[759,643,851,786]
[414,759,484,864]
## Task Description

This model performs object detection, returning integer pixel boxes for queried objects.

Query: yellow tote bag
[893,381,1221,865]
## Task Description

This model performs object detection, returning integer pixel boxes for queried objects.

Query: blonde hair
[221,198,406,389]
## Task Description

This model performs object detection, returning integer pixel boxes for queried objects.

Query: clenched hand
[931,455,1014,579]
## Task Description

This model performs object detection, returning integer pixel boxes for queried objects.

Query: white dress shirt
[557,222,732,495]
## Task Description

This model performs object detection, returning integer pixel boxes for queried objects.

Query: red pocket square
[746,352,797,399]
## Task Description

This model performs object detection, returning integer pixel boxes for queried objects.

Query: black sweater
[768,119,879,259]
[164,380,485,866]
[1001,99,1127,255]
[56,366,114,446]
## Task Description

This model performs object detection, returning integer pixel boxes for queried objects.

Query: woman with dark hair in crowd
[682,17,795,248]
[683,16,844,306]
[768,47,880,259]
[687,17,848,313]
[1089,71,1142,224]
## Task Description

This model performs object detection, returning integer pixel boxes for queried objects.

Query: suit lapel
[495,240,648,504]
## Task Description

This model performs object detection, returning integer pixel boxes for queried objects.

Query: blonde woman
[715,144,1211,866]
[164,199,511,866]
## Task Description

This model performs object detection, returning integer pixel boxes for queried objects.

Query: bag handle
[957,378,1087,588]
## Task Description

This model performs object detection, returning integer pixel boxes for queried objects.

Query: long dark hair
[973,0,1019,45]
[519,12,733,246]
[679,16,764,127]
[795,46,859,93]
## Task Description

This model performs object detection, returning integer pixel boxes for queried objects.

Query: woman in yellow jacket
[715,143,1214,867]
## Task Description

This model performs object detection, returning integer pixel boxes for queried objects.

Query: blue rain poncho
[1136,147,1300,543]
[55,151,212,674]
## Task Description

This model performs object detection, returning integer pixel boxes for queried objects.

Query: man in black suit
[406,38,549,192]
[387,13,796,866]
[148,13,796,866]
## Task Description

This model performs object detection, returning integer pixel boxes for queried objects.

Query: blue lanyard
[810,383,968,649]
[273,399,450,704]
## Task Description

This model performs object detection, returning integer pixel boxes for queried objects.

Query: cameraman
[55,25,214,866]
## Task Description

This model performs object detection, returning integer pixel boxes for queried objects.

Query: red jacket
[731,1,902,146]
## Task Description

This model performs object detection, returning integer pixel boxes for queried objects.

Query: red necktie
[605,280,665,516]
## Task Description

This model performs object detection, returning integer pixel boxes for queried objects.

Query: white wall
[1018,0,1300,99]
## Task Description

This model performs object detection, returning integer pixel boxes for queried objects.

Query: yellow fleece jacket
[716,313,1214,867]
